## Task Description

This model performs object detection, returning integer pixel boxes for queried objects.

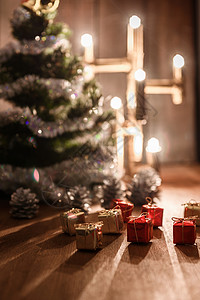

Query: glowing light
[146,137,162,153]
[125,126,139,135]
[81,34,93,48]
[134,69,146,81]
[173,54,184,69]
[33,168,39,182]
[38,129,42,134]
[129,15,141,29]
[133,133,143,162]
[57,193,61,197]
[71,93,76,100]
[83,65,94,81]
[110,97,122,110]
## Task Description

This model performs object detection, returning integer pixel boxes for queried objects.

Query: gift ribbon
[182,200,200,218]
[75,222,103,249]
[145,197,156,221]
[99,208,121,232]
[172,216,198,243]
[114,203,133,218]
[128,213,149,243]
[181,199,200,207]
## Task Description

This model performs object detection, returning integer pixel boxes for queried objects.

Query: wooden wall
[0,0,197,163]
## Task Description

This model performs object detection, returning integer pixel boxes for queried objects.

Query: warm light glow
[33,168,39,182]
[83,65,94,81]
[173,54,184,69]
[125,126,138,135]
[133,133,143,162]
[129,15,141,29]
[146,137,162,153]
[110,97,122,110]
[134,69,146,81]
[81,34,93,48]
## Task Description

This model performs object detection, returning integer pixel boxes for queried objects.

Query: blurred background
[0,0,199,164]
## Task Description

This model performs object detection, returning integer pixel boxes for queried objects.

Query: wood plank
[0,165,200,300]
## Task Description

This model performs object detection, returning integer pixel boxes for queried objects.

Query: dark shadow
[102,234,122,247]
[196,227,200,236]
[175,244,200,263]
[153,228,163,239]
[38,233,76,250]
[0,217,60,253]
[121,242,152,265]
[57,248,99,274]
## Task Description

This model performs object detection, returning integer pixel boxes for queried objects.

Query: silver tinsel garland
[0,37,70,65]
[0,146,119,209]
[0,106,105,138]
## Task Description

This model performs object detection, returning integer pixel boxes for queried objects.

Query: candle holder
[81,15,184,176]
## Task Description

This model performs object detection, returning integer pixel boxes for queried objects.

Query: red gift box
[127,214,153,243]
[172,217,196,244]
[142,197,163,227]
[114,199,134,222]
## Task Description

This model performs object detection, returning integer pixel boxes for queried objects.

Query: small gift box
[75,222,103,250]
[114,199,134,222]
[142,197,163,227]
[127,214,153,243]
[183,200,200,226]
[172,216,197,244]
[60,208,85,236]
[98,208,124,234]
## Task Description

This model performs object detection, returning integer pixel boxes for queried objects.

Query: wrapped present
[114,199,134,222]
[60,208,85,236]
[183,199,200,226]
[98,208,124,234]
[142,197,163,227]
[172,216,197,244]
[75,222,103,250]
[127,213,153,243]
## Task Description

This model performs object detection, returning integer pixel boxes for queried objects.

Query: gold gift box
[98,208,124,234]
[60,208,85,236]
[183,201,200,226]
[75,222,103,250]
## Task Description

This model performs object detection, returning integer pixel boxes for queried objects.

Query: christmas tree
[0,0,116,206]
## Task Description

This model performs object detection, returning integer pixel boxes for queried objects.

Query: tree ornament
[22,0,60,14]
[101,177,123,209]
[9,187,39,218]
[65,185,92,213]
[126,166,161,206]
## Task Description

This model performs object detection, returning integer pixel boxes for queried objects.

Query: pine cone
[101,177,123,209]
[10,187,39,219]
[65,185,92,212]
[126,167,161,206]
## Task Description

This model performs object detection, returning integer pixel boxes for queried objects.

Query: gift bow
[145,197,153,206]
[181,199,200,207]
[172,216,198,244]
[68,208,82,215]
[114,202,133,214]
[128,213,149,242]
[171,216,198,223]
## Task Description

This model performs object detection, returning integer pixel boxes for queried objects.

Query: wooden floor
[1,164,200,300]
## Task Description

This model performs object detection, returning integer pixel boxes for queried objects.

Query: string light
[146,137,162,153]
[81,34,93,48]
[110,97,122,110]
[173,54,184,69]
[129,15,141,29]
[134,69,146,81]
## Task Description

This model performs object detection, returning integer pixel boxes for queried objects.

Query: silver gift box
[98,208,124,234]
[60,208,85,236]
[184,201,200,226]
[75,222,103,250]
